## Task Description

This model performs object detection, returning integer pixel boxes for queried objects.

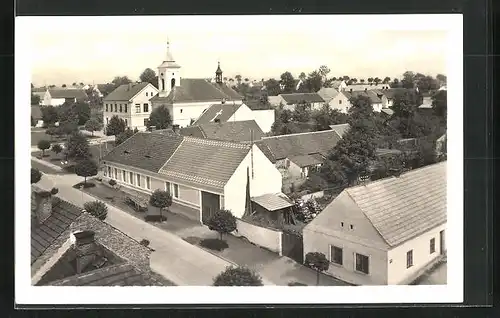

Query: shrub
[304,252,330,286]
[206,209,237,241]
[213,266,263,286]
[140,239,150,247]
[73,182,96,189]
[50,187,59,195]
[149,189,172,220]
[200,238,229,251]
[74,158,98,184]
[83,200,108,220]
[108,179,117,187]
[37,139,51,156]
[31,168,42,184]
[51,144,63,156]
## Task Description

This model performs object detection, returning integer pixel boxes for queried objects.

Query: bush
[51,144,63,156]
[200,238,229,251]
[50,187,59,195]
[74,158,98,184]
[140,239,150,247]
[37,139,51,156]
[73,182,96,189]
[206,209,237,241]
[213,266,263,286]
[108,179,117,186]
[31,168,42,184]
[83,200,108,220]
[304,252,330,286]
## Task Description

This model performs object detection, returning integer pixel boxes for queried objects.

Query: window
[135,104,141,113]
[105,104,108,112]
[340,222,344,227]
[122,170,126,182]
[339,99,342,104]
[350,224,354,230]
[125,119,128,126]
[137,174,141,187]
[145,92,148,97]
[124,104,128,113]
[330,246,343,265]
[430,238,436,254]
[114,104,117,112]
[144,118,149,127]
[165,182,171,193]
[173,184,179,198]
[114,168,118,179]
[119,104,122,112]
[406,250,413,268]
[146,176,151,189]
[355,253,369,274]
[104,167,107,176]
[143,103,149,112]
[129,172,134,185]
[106,117,109,124]
[107,167,111,177]
[180,109,183,113]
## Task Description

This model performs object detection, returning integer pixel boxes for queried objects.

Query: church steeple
[158,38,181,97]
[215,61,223,84]
[166,39,175,62]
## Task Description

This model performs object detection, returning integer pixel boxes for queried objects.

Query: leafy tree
[373,77,381,85]
[139,68,157,85]
[206,209,237,241]
[367,77,373,83]
[390,78,400,88]
[299,72,307,82]
[41,106,59,126]
[372,152,406,181]
[31,168,42,184]
[292,103,311,122]
[235,74,242,86]
[37,140,51,156]
[401,71,416,88]
[111,76,132,87]
[148,105,172,129]
[106,115,126,136]
[213,266,263,286]
[415,75,439,93]
[432,90,447,119]
[84,118,103,136]
[62,84,67,87]
[342,76,350,81]
[45,126,60,140]
[149,189,173,220]
[83,201,108,220]
[74,158,98,184]
[115,128,135,146]
[436,74,447,87]
[51,144,63,157]
[280,71,296,93]
[304,252,330,286]
[360,79,365,83]
[383,76,391,84]
[65,132,91,161]
[31,93,41,105]
[73,101,91,125]
[312,106,348,131]
[318,65,331,83]
[263,78,281,96]
[305,70,323,92]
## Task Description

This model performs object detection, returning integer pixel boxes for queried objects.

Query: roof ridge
[157,137,185,172]
[262,129,336,139]
[184,136,251,149]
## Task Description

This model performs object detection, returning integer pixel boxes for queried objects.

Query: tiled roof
[257,130,342,162]
[251,193,294,211]
[102,132,183,173]
[193,103,243,125]
[103,82,150,101]
[345,162,447,247]
[289,154,324,168]
[181,120,264,143]
[159,137,250,192]
[48,88,87,99]
[344,83,390,91]
[279,93,325,104]
[32,87,47,93]
[242,100,273,110]
[150,79,242,104]
[31,105,42,120]
[49,263,166,286]
[329,123,350,138]
[317,87,340,102]
[31,199,84,264]
[330,80,345,89]
[343,90,382,104]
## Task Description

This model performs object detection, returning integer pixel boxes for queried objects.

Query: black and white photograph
[16,14,463,304]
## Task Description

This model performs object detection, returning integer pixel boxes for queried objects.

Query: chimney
[350,89,352,93]
[127,83,132,91]
[172,124,179,132]
[72,230,99,274]
[31,187,52,225]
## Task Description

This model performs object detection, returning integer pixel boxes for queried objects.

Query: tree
[299,72,307,82]
[305,70,323,93]
[383,76,391,84]
[106,115,127,136]
[51,144,63,157]
[304,252,330,286]
[373,77,381,85]
[391,78,400,88]
[31,168,42,184]
[111,76,132,87]
[83,201,108,220]
[149,189,172,220]
[37,140,51,157]
[360,79,365,83]
[280,72,296,93]
[65,131,91,161]
[213,266,263,286]
[318,65,331,83]
[41,106,59,126]
[367,77,373,84]
[62,84,67,87]
[74,158,98,185]
[207,209,237,241]
[235,74,242,86]
[263,78,280,96]
[436,74,447,87]
[139,68,157,85]
[31,93,40,105]
[148,105,172,130]
[312,106,348,131]
[372,152,406,181]
[292,103,311,123]
[73,101,91,125]
[415,75,439,93]
[432,90,447,119]
[401,71,416,88]
[84,118,103,136]
[115,128,135,146]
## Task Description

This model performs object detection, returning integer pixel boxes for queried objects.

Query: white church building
[150,42,244,128]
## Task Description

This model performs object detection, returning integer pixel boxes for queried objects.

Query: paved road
[36,173,274,286]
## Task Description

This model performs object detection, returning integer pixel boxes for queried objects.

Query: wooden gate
[281,231,304,264]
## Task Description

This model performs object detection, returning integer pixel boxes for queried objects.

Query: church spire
[215,61,223,84]
[166,38,175,62]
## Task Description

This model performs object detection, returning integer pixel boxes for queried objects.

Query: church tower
[157,40,181,97]
[215,61,223,84]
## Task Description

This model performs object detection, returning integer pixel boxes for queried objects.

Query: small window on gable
[146,92,148,97]
[180,109,183,113]
[350,224,354,230]
[341,222,344,227]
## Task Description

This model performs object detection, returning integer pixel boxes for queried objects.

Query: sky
[25,15,450,87]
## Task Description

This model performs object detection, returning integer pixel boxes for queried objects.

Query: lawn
[31,131,66,146]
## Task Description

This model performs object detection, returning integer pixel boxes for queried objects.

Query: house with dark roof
[103,82,159,131]
[344,83,391,92]
[272,93,326,111]
[42,88,88,106]
[303,162,447,285]
[31,187,171,286]
[256,130,343,183]
[180,120,264,143]
[149,42,243,128]
[342,90,384,112]
[31,105,43,127]
[101,132,283,223]
[329,123,350,138]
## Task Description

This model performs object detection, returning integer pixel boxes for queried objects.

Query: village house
[329,123,351,138]
[317,87,351,113]
[180,120,265,143]
[42,88,88,106]
[271,93,326,111]
[31,187,170,286]
[256,130,343,189]
[344,83,391,92]
[303,162,446,285]
[330,80,348,91]
[32,87,46,104]
[31,105,43,127]
[149,42,243,128]
[343,89,384,112]
[103,82,159,131]
[101,132,283,223]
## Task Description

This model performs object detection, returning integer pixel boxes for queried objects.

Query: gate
[281,230,304,264]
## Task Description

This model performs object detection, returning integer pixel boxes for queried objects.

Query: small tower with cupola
[157,40,181,97]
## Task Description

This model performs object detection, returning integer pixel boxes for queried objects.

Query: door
[201,191,220,225]
[439,230,445,254]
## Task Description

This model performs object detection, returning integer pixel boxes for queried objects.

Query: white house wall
[252,109,275,133]
[329,93,351,113]
[223,145,282,218]
[231,103,254,122]
[386,223,446,285]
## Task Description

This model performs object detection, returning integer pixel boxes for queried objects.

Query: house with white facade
[101,132,283,223]
[344,83,391,92]
[303,162,447,285]
[317,88,351,113]
[343,90,384,112]
[272,93,326,111]
[150,42,243,128]
[103,82,159,131]
[42,88,88,106]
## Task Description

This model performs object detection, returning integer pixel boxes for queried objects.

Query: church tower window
[161,78,165,91]
[171,78,176,90]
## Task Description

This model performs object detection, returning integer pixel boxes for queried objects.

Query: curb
[31,156,63,171]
